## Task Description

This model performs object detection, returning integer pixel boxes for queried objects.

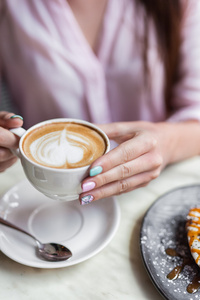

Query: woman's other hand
[80,120,200,204]
[0,111,23,172]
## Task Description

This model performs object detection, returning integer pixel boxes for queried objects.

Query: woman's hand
[79,120,200,204]
[0,111,23,172]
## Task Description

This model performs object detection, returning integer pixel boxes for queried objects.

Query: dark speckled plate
[140,185,200,300]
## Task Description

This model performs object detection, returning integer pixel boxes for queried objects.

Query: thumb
[0,111,23,129]
[96,123,122,139]
[96,122,137,140]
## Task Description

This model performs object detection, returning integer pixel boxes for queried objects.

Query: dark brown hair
[136,0,184,113]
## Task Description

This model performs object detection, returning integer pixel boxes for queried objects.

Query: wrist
[155,121,200,166]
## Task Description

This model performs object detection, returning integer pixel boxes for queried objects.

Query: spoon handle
[0,216,35,241]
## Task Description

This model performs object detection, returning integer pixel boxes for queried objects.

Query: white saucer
[0,180,120,268]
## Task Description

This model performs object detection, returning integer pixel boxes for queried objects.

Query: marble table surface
[1,157,200,300]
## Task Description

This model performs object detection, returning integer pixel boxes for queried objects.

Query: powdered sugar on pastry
[186,208,200,265]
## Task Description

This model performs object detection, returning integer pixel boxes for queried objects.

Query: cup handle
[9,127,26,158]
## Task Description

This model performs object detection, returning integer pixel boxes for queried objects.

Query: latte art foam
[31,129,93,167]
[22,123,106,169]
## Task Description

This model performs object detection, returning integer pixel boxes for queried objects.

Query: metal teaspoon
[0,216,72,262]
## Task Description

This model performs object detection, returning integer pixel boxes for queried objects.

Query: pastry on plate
[186,208,200,265]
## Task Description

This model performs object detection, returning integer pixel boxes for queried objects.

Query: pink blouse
[0,0,200,128]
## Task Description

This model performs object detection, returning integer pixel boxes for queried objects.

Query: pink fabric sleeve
[168,1,200,122]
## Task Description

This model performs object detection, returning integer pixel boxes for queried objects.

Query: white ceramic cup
[10,118,110,201]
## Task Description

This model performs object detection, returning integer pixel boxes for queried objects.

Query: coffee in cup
[22,122,106,169]
[10,118,110,201]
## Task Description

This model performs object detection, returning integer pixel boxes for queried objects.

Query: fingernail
[82,181,96,192]
[10,115,23,120]
[80,195,94,205]
[90,166,103,177]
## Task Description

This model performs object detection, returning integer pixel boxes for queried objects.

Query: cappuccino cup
[10,118,110,201]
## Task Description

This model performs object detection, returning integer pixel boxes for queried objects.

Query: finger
[0,156,18,173]
[96,122,138,139]
[0,126,21,148]
[82,151,162,191]
[0,111,23,129]
[0,147,15,162]
[89,132,157,176]
[80,169,160,204]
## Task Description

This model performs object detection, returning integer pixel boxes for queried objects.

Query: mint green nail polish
[90,166,103,177]
[10,115,23,120]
